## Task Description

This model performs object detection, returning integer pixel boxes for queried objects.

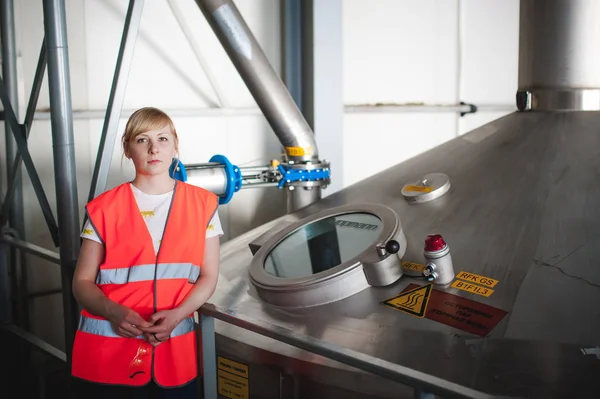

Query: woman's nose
[149,141,159,153]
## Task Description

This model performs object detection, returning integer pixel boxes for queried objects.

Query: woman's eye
[137,138,147,143]
[159,137,168,141]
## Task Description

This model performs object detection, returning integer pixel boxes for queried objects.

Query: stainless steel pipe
[195,0,318,165]
[518,0,600,110]
[43,0,81,361]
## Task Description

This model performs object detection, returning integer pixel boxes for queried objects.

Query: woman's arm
[144,236,220,342]
[176,236,221,316]
[72,238,152,337]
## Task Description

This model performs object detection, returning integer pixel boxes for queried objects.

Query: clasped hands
[109,305,187,347]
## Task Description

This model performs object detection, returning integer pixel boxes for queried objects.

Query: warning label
[383,284,432,317]
[455,271,499,287]
[387,284,507,336]
[451,280,494,297]
[401,261,426,273]
[217,357,249,399]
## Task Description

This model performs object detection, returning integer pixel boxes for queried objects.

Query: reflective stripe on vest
[96,262,200,285]
[78,315,195,339]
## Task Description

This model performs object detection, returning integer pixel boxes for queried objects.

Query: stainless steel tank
[207,1,600,398]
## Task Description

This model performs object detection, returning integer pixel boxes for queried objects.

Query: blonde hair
[122,107,179,156]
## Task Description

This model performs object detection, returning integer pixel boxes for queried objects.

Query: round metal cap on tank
[422,234,455,285]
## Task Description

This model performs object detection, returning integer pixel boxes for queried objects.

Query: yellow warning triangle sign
[383,284,432,318]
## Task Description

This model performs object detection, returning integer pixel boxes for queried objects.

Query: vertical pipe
[282,0,303,111]
[518,0,600,110]
[286,187,320,213]
[1,0,27,327]
[519,0,600,89]
[195,0,318,165]
[201,314,217,399]
[303,0,342,196]
[42,0,81,361]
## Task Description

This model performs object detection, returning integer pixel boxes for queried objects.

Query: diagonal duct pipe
[517,0,600,111]
[195,0,321,211]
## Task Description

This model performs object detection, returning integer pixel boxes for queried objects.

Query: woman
[71,107,222,398]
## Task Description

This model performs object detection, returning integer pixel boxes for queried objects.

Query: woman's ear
[123,140,129,159]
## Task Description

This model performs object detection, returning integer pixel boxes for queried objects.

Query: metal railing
[198,303,512,399]
[0,234,67,364]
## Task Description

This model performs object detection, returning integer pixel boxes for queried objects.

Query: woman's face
[125,125,177,177]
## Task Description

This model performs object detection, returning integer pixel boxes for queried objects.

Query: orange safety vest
[71,181,218,387]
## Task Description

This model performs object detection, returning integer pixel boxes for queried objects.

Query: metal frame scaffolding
[1,0,80,368]
[0,0,507,397]
[0,0,326,394]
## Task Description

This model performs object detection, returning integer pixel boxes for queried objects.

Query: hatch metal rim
[249,203,401,291]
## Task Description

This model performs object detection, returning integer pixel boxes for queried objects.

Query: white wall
[342,0,519,186]
[0,0,519,350]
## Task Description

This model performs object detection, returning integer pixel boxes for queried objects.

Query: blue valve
[209,154,242,205]
[169,158,187,182]
[170,155,242,205]
[276,164,330,189]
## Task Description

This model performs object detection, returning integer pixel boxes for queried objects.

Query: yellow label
[383,284,432,318]
[217,357,249,399]
[82,229,93,235]
[218,371,248,399]
[285,146,313,157]
[402,261,425,272]
[455,271,499,288]
[451,280,494,297]
[218,356,248,379]
[404,185,434,193]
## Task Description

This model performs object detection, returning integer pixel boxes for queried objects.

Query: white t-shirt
[81,183,223,254]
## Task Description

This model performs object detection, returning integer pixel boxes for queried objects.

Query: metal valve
[423,263,439,282]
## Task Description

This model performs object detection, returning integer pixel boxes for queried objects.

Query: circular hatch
[249,203,406,307]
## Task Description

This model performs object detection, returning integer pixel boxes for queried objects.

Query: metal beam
[1,0,23,231]
[88,0,144,202]
[0,103,515,122]
[167,0,228,108]
[1,0,25,328]
[0,79,60,245]
[0,234,61,265]
[3,323,67,362]
[24,40,47,136]
[1,40,48,231]
[42,0,81,365]
[201,314,217,399]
